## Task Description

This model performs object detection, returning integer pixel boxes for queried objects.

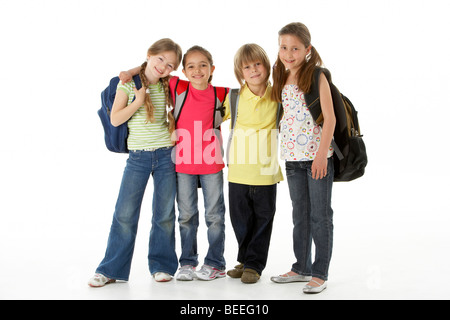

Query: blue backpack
[98,75,142,153]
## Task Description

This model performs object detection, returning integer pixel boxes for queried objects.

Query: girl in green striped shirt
[88,39,183,287]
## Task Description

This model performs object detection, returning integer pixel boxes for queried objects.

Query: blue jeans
[228,182,277,275]
[176,171,226,270]
[96,147,177,281]
[286,158,334,281]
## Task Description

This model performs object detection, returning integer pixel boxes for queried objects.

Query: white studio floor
[1,150,449,301]
[2,0,450,301]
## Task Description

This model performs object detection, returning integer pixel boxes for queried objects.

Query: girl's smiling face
[146,51,178,83]
[182,51,215,90]
[278,34,311,75]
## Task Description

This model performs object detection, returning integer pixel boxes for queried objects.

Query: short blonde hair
[234,43,271,88]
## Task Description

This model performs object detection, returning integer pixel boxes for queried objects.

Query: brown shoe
[241,268,260,284]
[227,263,244,278]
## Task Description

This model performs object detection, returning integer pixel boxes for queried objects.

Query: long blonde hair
[139,38,182,134]
[271,22,323,102]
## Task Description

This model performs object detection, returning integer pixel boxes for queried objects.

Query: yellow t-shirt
[223,84,283,186]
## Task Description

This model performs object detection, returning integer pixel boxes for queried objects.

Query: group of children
[88,22,336,295]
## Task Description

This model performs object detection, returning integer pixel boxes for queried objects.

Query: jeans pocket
[285,161,296,177]
[129,150,142,161]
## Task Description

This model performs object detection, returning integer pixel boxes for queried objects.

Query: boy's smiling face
[242,61,268,88]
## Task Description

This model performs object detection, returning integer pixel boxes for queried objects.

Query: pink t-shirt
[169,76,225,174]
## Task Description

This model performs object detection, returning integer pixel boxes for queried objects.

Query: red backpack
[172,78,229,129]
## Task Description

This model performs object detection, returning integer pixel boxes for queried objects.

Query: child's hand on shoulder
[133,86,146,105]
[119,71,132,84]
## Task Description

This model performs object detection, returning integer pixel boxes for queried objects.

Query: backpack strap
[173,78,189,123]
[304,67,323,121]
[276,103,283,130]
[213,86,228,104]
[130,74,143,103]
[304,67,344,161]
[213,86,229,129]
[173,79,229,129]
[133,74,142,90]
[225,88,240,164]
[229,89,240,130]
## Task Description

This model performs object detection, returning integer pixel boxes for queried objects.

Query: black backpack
[304,67,367,182]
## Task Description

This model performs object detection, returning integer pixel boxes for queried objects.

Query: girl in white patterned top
[88,39,183,287]
[270,23,336,294]
[279,84,334,161]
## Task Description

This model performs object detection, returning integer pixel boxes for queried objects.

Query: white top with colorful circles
[279,85,334,161]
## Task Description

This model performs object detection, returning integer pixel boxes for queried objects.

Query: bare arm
[311,72,336,180]
[110,86,146,127]
[119,66,141,83]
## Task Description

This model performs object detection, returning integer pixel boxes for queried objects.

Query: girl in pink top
[171,46,227,281]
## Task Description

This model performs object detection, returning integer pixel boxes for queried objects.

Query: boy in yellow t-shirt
[223,44,283,283]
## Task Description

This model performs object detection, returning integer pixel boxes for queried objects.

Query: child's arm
[311,73,336,180]
[119,66,141,84]
[110,85,146,127]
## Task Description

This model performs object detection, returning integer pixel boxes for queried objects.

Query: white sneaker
[88,273,116,287]
[195,265,225,281]
[153,272,172,282]
[176,265,197,281]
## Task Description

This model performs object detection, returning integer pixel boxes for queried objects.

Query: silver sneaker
[176,265,196,281]
[195,265,226,281]
[270,273,312,283]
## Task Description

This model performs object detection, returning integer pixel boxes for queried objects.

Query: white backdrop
[1,0,449,300]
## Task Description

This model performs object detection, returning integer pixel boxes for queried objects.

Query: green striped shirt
[117,80,173,150]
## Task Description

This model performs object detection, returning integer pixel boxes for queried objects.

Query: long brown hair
[271,22,323,103]
[139,38,182,134]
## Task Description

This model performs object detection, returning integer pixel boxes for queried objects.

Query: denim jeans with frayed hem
[286,158,334,281]
[176,171,226,270]
[96,147,177,281]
